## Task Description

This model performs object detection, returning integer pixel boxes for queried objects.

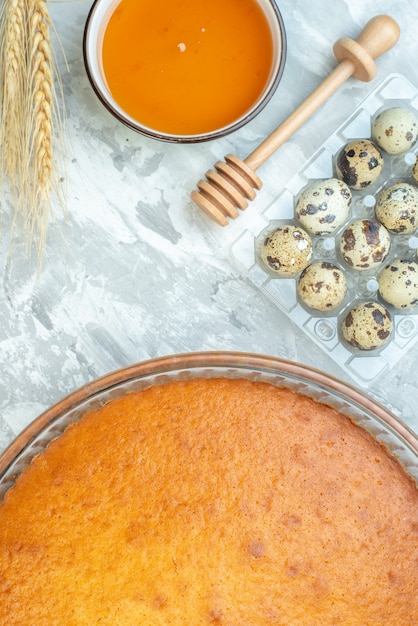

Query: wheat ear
[0,0,65,263]
[0,0,27,192]
[25,0,58,257]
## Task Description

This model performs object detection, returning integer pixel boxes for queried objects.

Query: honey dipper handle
[245,15,400,172]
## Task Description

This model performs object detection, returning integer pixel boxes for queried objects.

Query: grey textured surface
[1,0,418,454]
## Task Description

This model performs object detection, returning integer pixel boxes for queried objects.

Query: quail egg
[375,182,418,233]
[335,139,383,190]
[260,224,313,276]
[340,219,391,270]
[412,158,418,186]
[295,178,352,235]
[378,259,418,309]
[297,261,347,311]
[371,106,418,154]
[341,301,393,351]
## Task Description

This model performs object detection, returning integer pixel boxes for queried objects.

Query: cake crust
[0,377,417,624]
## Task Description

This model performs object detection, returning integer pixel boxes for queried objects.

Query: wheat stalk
[0,0,27,190]
[26,0,56,255]
[0,0,65,263]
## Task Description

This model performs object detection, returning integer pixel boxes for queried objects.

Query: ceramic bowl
[1,351,417,502]
[83,0,287,143]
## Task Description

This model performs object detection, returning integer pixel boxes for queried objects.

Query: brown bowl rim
[1,351,417,477]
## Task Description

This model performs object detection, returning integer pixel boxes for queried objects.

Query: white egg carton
[230,73,418,385]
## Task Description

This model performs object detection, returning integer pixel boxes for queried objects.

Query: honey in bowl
[91,0,285,139]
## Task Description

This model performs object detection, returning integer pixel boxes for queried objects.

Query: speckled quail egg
[375,182,418,233]
[297,261,347,311]
[412,158,418,186]
[339,219,391,270]
[295,178,352,235]
[378,259,418,309]
[335,139,383,190]
[371,106,418,154]
[260,224,313,276]
[341,301,393,350]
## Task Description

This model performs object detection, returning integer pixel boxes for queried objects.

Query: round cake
[0,377,417,624]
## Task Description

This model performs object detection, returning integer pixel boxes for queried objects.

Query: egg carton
[230,73,418,385]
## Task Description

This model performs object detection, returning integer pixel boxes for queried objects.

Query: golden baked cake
[0,377,417,624]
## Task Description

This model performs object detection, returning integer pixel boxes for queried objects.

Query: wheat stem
[0,0,65,264]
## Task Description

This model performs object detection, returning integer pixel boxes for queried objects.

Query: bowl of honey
[83,0,287,143]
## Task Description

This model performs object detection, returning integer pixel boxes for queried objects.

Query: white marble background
[1,0,418,452]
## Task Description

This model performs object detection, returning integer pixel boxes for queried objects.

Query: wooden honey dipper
[191,15,400,226]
